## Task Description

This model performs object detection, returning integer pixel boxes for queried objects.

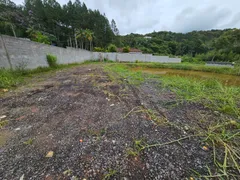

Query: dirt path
[0,65,216,179]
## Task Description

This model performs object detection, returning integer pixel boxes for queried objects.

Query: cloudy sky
[12,0,240,35]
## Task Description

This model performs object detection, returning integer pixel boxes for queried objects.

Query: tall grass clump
[161,76,240,116]
[0,69,23,88]
[46,54,58,68]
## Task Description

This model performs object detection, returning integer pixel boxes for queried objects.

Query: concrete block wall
[96,52,181,63]
[0,35,93,69]
[0,35,181,69]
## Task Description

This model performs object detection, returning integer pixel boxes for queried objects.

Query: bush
[46,54,58,68]
[123,46,130,53]
[107,44,117,52]
[94,47,105,52]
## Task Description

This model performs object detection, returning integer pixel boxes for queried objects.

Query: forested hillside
[1,0,240,62]
[121,29,240,62]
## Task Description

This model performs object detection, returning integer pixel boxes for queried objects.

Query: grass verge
[0,63,82,89]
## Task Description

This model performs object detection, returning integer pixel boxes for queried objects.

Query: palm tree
[85,29,94,51]
[76,28,85,49]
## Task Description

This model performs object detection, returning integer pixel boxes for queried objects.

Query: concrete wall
[0,35,181,69]
[95,52,181,63]
[0,35,93,69]
[206,64,234,68]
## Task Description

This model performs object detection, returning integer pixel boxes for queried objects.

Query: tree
[111,19,119,36]
[0,0,25,37]
[85,29,94,51]
[76,28,85,49]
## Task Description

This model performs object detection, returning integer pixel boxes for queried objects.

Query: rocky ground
[0,64,224,179]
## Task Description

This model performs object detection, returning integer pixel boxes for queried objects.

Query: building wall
[0,35,181,69]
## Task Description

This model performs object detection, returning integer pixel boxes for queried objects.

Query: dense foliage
[120,29,240,62]
[0,0,118,49]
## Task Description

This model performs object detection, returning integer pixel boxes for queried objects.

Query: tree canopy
[0,0,116,49]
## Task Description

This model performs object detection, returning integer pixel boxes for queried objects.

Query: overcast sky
[12,0,240,35]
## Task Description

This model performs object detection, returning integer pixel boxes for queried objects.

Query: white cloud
[12,0,240,34]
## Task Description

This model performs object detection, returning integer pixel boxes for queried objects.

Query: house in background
[117,48,142,54]
[144,36,152,39]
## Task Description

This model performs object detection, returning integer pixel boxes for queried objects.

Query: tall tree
[111,19,119,36]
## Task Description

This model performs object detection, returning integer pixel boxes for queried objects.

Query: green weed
[103,169,117,180]
[0,120,8,128]
[23,138,34,145]
[46,54,58,68]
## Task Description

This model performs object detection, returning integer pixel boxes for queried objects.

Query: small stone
[63,80,71,84]
[20,174,24,180]
[146,163,150,169]
[38,97,44,101]
[110,104,114,107]
[202,146,209,151]
[112,140,116,144]
[184,125,189,131]
[0,115,6,120]
[15,127,21,131]
[2,89,8,92]
[45,151,54,157]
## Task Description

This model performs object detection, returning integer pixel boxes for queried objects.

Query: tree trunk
[70,37,72,47]
[74,32,78,48]
[10,23,16,37]
[212,55,216,62]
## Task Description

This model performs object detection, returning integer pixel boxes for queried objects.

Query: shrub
[46,54,58,68]
[107,44,117,52]
[94,47,105,52]
[123,46,130,53]
[135,60,139,63]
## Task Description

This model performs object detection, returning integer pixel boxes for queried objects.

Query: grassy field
[125,62,240,76]
[105,63,240,179]
[1,61,239,89]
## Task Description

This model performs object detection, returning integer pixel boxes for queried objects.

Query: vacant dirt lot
[0,64,223,179]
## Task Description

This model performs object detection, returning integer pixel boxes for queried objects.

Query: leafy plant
[27,28,51,44]
[103,169,117,180]
[23,138,33,145]
[123,46,130,53]
[107,44,117,52]
[94,47,105,52]
[0,120,8,128]
[46,54,58,68]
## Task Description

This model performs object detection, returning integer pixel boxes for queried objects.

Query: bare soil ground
[0,64,222,179]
